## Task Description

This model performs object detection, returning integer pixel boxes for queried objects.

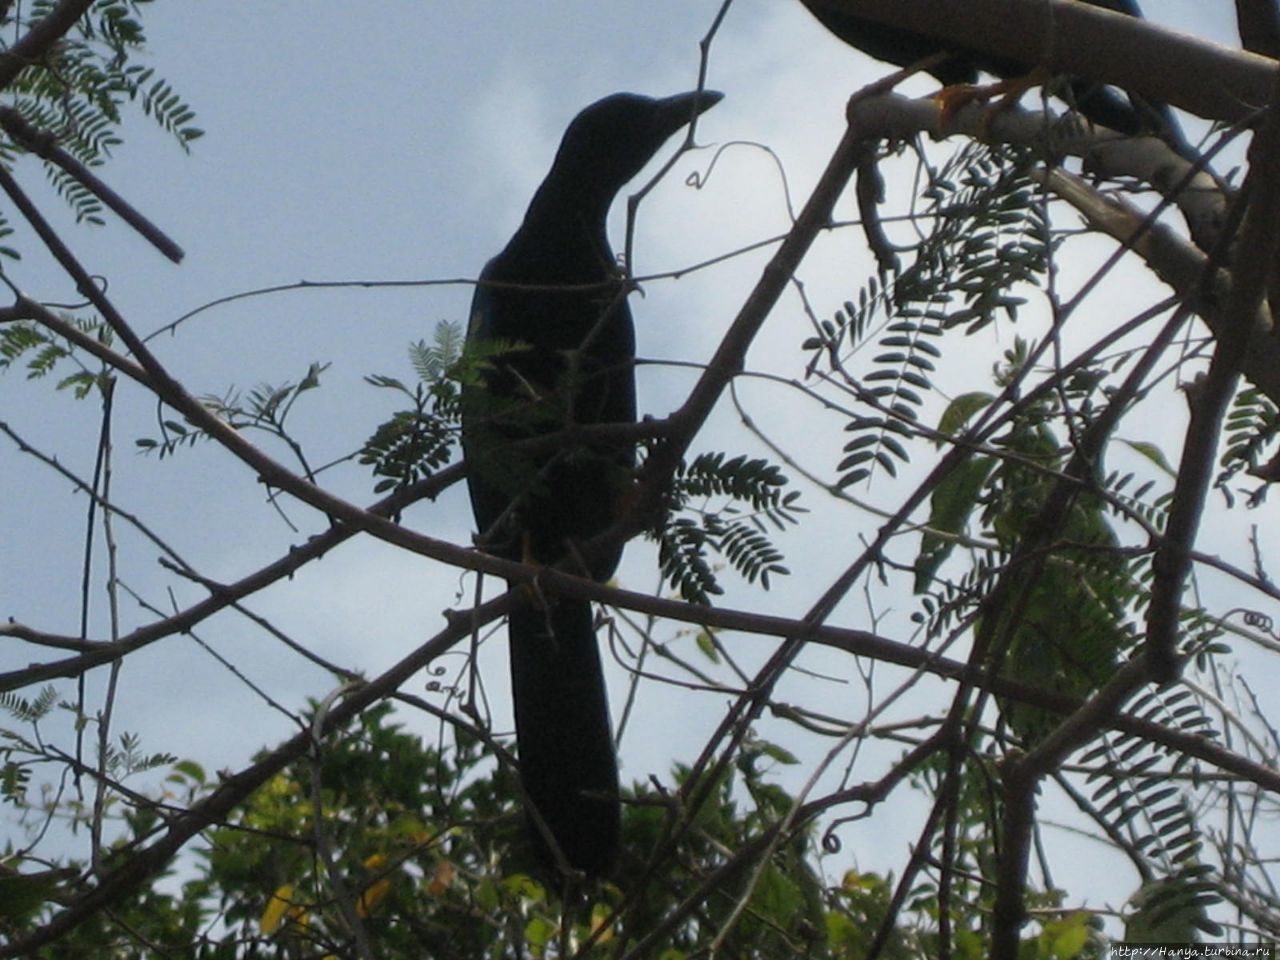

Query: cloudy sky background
[0,0,1264,918]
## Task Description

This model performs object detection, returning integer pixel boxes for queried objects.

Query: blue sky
[0,0,1264,920]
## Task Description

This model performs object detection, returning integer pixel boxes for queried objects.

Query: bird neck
[511,175,616,273]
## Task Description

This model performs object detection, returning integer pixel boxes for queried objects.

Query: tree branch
[0,106,184,263]
[0,0,94,91]
[804,0,1277,123]
[1146,67,1280,682]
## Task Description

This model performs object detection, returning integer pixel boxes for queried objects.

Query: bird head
[551,89,723,207]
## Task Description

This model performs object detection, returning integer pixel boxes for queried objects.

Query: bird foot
[933,68,1048,135]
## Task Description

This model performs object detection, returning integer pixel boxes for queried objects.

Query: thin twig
[90,378,122,879]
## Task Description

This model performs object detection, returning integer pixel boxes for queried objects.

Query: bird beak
[653,89,724,137]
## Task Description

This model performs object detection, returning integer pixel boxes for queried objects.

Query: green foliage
[894,746,1112,959]
[835,313,937,487]
[5,656,1251,959]
[361,320,565,501]
[911,340,1137,742]
[0,686,58,810]
[99,731,176,781]
[655,452,804,603]
[913,448,995,593]
[45,164,104,225]
[0,1,201,404]
[1079,685,1218,911]
[360,407,455,493]
[803,143,1049,488]
[0,684,58,725]
[1218,386,1280,506]
[11,1,202,168]
[359,321,469,493]
[136,362,329,467]
[0,0,210,398]
[1126,865,1222,942]
[905,143,1049,334]
[0,702,853,956]
[4,694,1133,958]
[196,703,527,958]
[0,0,201,254]
[0,205,19,260]
[0,6,1269,955]
[0,315,115,397]
[905,338,1228,944]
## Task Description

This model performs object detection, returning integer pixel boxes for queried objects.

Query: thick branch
[1145,68,1280,682]
[805,0,1277,123]
[6,538,1278,795]
[992,658,1151,958]
[843,90,1280,407]
[1037,167,1280,404]
[0,0,94,90]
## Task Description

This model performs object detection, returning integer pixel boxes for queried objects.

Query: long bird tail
[508,594,620,876]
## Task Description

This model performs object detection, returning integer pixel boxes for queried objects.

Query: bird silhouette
[461,89,721,876]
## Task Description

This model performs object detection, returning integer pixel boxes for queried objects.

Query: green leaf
[1120,438,1176,477]
[0,871,70,925]
[913,455,994,592]
[758,742,799,765]
[936,391,994,444]
[695,629,720,663]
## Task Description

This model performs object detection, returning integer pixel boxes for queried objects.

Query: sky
[0,0,1266,928]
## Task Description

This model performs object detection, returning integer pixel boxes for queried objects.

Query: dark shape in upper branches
[798,0,1181,141]
[1235,0,1280,58]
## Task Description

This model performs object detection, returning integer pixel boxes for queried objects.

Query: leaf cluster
[0,701,950,959]
[359,320,473,493]
[0,314,113,396]
[1079,686,1223,942]
[899,338,1232,941]
[0,1,201,232]
[1217,387,1280,506]
[654,452,804,604]
[902,745,1111,958]
[804,143,1049,489]
[12,1,202,159]
[135,362,329,468]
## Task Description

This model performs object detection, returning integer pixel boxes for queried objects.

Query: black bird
[461,90,721,877]
[798,0,1180,141]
